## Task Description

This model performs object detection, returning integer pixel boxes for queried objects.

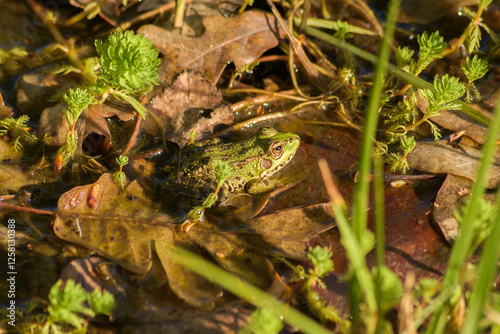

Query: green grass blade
[461,185,500,332]
[168,246,333,334]
[426,87,500,333]
[302,27,490,126]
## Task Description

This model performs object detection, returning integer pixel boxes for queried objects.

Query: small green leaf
[116,155,129,167]
[213,161,234,188]
[87,289,116,316]
[48,279,95,329]
[462,55,489,83]
[415,31,447,74]
[307,246,334,277]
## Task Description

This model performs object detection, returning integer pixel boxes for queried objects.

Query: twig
[0,202,54,215]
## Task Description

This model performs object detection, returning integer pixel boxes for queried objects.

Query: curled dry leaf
[147,71,233,145]
[39,102,135,148]
[138,10,284,85]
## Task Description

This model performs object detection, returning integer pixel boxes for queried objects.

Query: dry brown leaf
[38,102,135,148]
[407,139,500,189]
[138,10,284,85]
[147,71,233,145]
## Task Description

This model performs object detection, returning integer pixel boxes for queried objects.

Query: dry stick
[121,115,142,156]
[26,0,85,71]
[0,202,54,216]
[266,0,331,91]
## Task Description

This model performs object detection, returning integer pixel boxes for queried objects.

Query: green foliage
[0,115,38,151]
[57,88,93,170]
[415,31,447,74]
[48,280,95,330]
[462,56,488,84]
[333,20,353,40]
[454,197,497,255]
[386,135,415,173]
[372,266,403,313]
[395,46,414,73]
[95,28,161,92]
[307,245,334,278]
[18,279,116,333]
[62,88,94,127]
[239,307,283,334]
[419,74,465,117]
[112,155,129,189]
[87,289,116,316]
[214,161,235,189]
[0,46,29,73]
[462,55,489,102]
[283,246,347,329]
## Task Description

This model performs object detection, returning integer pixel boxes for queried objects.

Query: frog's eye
[270,141,284,158]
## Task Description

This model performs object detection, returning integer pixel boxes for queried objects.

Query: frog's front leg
[245,179,278,195]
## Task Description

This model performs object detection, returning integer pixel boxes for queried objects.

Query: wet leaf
[407,139,500,189]
[139,10,284,84]
[16,72,72,119]
[52,174,224,308]
[432,174,472,243]
[39,102,134,151]
[147,71,233,144]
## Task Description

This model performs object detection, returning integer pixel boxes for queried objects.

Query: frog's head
[257,127,301,178]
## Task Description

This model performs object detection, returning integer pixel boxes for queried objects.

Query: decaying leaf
[147,71,233,145]
[432,174,472,243]
[138,10,284,84]
[407,139,500,189]
[51,173,335,308]
[39,102,135,149]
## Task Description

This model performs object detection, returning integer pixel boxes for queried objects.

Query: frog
[161,126,301,209]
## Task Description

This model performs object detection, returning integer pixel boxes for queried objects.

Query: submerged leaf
[139,11,284,84]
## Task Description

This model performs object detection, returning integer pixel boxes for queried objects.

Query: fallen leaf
[147,71,233,145]
[432,174,472,243]
[407,139,500,189]
[138,10,284,84]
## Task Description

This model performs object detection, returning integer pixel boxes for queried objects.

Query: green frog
[162,127,301,208]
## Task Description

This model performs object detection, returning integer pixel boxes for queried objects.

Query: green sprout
[404,74,465,140]
[387,135,415,173]
[414,31,447,75]
[282,246,347,329]
[94,28,162,118]
[183,161,234,231]
[46,279,115,332]
[461,55,489,102]
[55,88,94,172]
[239,307,283,334]
[395,46,415,73]
[0,115,37,151]
[112,155,129,190]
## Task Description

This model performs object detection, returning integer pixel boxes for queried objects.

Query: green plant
[0,115,38,151]
[292,246,348,330]
[462,55,489,102]
[52,29,161,172]
[112,155,129,189]
[55,88,94,172]
[239,307,283,334]
[19,279,116,334]
[94,28,161,119]
[183,161,234,230]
